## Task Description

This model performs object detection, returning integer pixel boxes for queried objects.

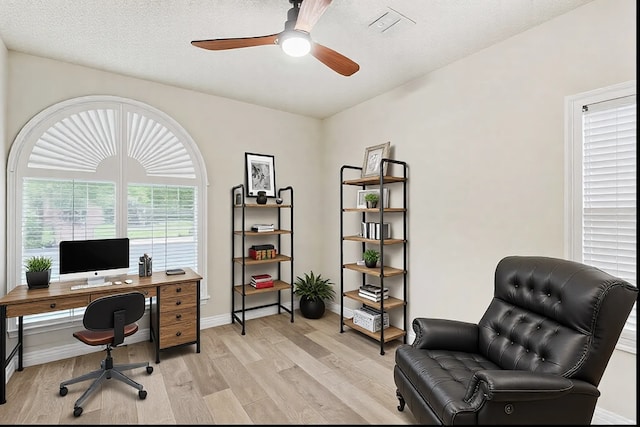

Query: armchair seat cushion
[395,346,500,424]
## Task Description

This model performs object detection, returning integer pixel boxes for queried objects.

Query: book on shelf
[250,280,274,289]
[359,284,389,294]
[251,273,272,282]
[251,244,275,250]
[251,223,274,232]
[358,292,389,302]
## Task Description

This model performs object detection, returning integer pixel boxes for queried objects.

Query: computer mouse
[124,279,133,284]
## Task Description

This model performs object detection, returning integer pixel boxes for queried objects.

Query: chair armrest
[411,318,479,352]
[463,370,599,403]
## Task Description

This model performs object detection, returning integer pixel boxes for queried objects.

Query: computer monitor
[59,238,130,284]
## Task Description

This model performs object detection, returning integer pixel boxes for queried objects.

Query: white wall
[322,0,636,421]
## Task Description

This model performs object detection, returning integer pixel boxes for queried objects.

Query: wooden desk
[0,268,202,404]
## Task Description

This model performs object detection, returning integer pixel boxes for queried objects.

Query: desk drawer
[89,287,157,301]
[159,283,197,312]
[159,316,198,348]
[6,295,89,317]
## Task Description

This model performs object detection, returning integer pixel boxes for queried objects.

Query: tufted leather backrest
[478,256,637,386]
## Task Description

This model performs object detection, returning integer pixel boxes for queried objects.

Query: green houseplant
[294,271,336,319]
[364,192,379,208]
[363,249,380,268]
[24,255,53,289]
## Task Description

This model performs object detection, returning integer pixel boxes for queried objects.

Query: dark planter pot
[365,259,377,268]
[256,191,268,204]
[299,296,326,319]
[26,270,51,289]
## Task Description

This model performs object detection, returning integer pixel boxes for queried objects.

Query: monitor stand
[87,275,108,286]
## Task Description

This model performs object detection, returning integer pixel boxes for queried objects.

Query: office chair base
[59,357,153,417]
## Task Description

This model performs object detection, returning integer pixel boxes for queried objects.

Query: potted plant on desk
[24,255,52,289]
[294,271,336,319]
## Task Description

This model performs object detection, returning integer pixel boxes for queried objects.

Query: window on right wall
[565,81,636,354]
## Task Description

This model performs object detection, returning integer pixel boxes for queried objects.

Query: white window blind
[581,96,636,350]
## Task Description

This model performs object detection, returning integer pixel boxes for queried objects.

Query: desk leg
[196,281,201,353]
[1,305,6,404]
[18,316,23,371]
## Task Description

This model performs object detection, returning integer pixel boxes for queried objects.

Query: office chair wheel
[146,366,153,374]
[59,386,68,396]
[139,390,147,400]
[73,407,83,417]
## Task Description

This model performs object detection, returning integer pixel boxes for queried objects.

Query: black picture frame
[245,152,276,197]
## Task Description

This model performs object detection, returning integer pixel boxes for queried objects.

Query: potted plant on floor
[24,255,53,289]
[294,271,336,319]
[364,192,379,208]
[363,249,380,268]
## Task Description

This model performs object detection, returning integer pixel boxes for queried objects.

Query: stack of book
[358,284,389,302]
[251,223,274,232]
[250,274,274,289]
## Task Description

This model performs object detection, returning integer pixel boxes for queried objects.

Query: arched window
[7,95,208,325]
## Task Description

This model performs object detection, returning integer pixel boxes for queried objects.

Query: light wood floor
[1,310,418,424]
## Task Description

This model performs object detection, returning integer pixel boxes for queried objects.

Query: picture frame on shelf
[245,152,276,197]
[356,188,389,209]
[361,141,391,178]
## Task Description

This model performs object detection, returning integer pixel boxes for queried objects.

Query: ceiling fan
[191,0,360,76]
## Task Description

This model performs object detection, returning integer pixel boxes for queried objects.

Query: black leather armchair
[394,256,637,425]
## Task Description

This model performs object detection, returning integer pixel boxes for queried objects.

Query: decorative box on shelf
[353,306,390,332]
[248,244,277,260]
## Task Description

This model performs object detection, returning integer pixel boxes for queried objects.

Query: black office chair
[59,292,153,417]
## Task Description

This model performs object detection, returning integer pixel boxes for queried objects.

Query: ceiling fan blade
[295,0,332,33]
[191,34,279,51]
[310,42,359,76]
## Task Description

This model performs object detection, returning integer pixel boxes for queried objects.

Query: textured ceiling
[0,0,593,119]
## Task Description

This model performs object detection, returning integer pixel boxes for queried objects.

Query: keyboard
[70,281,113,291]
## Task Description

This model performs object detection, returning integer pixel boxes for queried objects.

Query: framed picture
[356,188,390,209]
[361,141,391,178]
[245,152,276,197]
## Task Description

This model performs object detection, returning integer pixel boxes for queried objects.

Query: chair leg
[112,361,150,372]
[59,368,104,388]
[72,370,109,410]
[109,368,145,391]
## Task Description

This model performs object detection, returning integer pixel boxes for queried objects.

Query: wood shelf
[343,207,406,213]
[343,263,405,278]
[343,317,406,343]
[233,280,291,296]
[233,254,291,265]
[234,230,292,236]
[342,235,405,245]
[342,176,406,186]
[234,203,291,208]
[343,290,406,310]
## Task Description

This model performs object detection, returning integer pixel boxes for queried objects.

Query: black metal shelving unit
[231,184,294,335]
[339,159,408,355]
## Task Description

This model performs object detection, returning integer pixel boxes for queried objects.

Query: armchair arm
[463,370,598,404]
[411,318,479,352]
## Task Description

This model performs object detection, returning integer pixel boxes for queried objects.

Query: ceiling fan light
[281,33,311,57]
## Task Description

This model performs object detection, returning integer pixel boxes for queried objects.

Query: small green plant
[364,193,379,203]
[24,255,52,272]
[363,249,380,264]
[293,271,336,302]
